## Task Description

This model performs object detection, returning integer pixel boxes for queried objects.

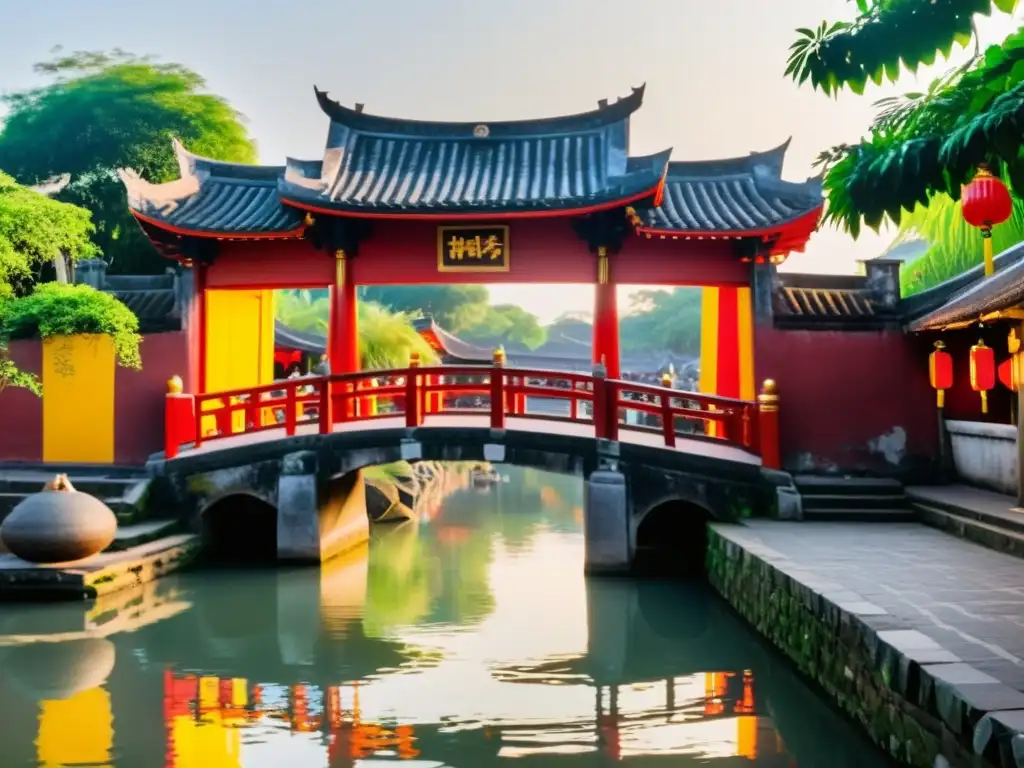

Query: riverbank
[707,519,1024,768]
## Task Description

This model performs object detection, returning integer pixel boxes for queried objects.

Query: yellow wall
[202,290,275,435]
[42,334,115,464]
[204,290,275,392]
[36,687,113,767]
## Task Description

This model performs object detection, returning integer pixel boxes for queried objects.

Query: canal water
[0,468,889,767]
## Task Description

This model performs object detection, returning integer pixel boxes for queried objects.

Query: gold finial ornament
[409,351,421,367]
[757,379,779,412]
[493,346,506,365]
[167,375,183,395]
[303,212,315,227]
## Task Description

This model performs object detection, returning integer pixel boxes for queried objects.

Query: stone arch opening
[633,500,712,579]
[201,494,278,564]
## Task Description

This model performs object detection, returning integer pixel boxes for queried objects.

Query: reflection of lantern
[970,339,996,414]
[962,166,1013,277]
[928,341,953,408]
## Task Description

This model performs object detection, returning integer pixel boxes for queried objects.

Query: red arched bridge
[164,357,780,469]
[157,358,785,573]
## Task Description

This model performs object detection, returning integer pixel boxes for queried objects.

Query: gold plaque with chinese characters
[437,225,510,273]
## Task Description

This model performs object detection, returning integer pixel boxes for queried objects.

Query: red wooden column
[592,246,621,379]
[328,249,360,419]
[190,261,209,394]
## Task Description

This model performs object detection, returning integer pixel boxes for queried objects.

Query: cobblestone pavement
[735,520,1024,692]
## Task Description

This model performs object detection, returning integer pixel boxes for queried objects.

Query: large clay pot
[0,480,117,564]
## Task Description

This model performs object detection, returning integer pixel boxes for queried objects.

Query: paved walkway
[726,520,1024,692]
[181,413,762,466]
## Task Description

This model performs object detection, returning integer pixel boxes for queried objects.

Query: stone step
[793,475,904,495]
[914,502,1024,561]
[800,493,907,511]
[0,478,151,526]
[801,508,917,522]
[908,494,1024,536]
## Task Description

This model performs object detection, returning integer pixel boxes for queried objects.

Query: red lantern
[962,166,1013,277]
[970,338,996,414]
[998,358,1019,392]
[928,341,953,407]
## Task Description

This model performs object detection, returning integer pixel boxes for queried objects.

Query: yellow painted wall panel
[203,291,276,435]
[42,334,115,464]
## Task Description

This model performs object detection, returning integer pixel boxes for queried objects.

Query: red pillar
[592,247,621,379]
[328,250,359,375]
[191,261,208,394]
[327,250,359,420]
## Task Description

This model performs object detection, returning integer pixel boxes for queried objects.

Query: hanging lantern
[1002,327,1023,392]
[962,166,1013,277]
[928,341,953,408]
[970,338,996,414]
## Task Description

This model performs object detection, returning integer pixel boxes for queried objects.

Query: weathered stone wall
[706,525,1002,768]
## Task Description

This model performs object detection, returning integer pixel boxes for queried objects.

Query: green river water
[0,468,890,767]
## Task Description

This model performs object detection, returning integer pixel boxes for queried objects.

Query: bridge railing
[164,358,781,468]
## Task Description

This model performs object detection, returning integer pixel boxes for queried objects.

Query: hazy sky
[1,2,1018,321]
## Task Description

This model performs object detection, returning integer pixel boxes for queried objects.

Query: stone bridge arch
[150,422,776,573]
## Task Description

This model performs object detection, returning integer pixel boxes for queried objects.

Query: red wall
[0,340,43,462]
[209,220,748,289]
[0,331,190,466]
[114,331,190,465]
[756,326,939,478]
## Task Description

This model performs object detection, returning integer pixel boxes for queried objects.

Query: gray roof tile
[642,141,823,234]
[118,141,305,236]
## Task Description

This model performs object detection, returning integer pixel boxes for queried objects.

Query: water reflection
[0,467,889,767]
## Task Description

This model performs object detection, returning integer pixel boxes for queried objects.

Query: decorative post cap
[592,361,607,378]
[167,375,183,395]
[661,373,673,388]
[760,379,777,395]
[493,346,506,365]
[409,351,421,367]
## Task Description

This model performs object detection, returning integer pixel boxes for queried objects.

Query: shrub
[0,282,142,369]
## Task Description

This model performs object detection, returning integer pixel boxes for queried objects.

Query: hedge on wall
[0,282,142,369]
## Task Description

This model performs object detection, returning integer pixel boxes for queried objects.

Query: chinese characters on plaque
[437,225,510,272]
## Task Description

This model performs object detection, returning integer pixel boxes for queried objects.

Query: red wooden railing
[164,359,782,468]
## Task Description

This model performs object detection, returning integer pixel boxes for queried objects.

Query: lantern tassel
[937,389,945,409]
[984,228,995,277]
[981,390,989,414]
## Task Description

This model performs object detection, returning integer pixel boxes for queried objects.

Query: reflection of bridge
[156,364,779,573]
[161,671,785,766]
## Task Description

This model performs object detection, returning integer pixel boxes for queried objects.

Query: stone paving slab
[710,520,1024,766]
[908,484,1024,525]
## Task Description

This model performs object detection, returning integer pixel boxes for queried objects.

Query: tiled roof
[776,287,875,318]
[119,141,305,236]
[276,86,668,215]
[412,318,491,362]
[643,141,823,234]
[907,251,1024,331]
[273,321,325,354]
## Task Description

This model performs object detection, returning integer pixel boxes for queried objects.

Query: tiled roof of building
[907,247,1024,331]
[118,143,306,237]
[776,286,876,318]
[640,140,823,237]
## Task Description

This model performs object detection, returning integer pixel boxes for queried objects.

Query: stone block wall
[706,526,1019,768]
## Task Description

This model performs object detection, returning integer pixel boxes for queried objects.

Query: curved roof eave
[313,85,646,138]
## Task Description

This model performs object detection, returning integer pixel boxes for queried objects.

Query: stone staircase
[0,468,152,526]
[908,486,1024,560]
[794,475,915,522]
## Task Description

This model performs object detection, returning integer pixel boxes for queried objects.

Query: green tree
[0,49,257,275]
[360,285,490,332]
[462,303,548,349]
[786,2,1024,239]
[274,290,438,369]
[0,172,97,394]
[620,288,702,356]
